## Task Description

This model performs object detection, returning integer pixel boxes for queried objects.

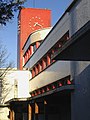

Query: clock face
[29,16,44,31]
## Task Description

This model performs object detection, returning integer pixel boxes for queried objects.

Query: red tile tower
[17,8,51,69]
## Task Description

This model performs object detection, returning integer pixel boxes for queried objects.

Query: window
[30,45,34,55]
[38,62,43,73]
[42,57,47,70]
[36,41,40,48]
[35,65,39,75]
[33,43,37,53]
[32,68,35,78]
[47,54,51,66]
[28,47,31,58]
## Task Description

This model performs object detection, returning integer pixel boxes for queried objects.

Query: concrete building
[4,0,90,120]
[25,0,90,120]
[0,69,30,120]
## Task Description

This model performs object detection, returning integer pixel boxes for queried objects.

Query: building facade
[7,0,90,120]
[0,69,30,120]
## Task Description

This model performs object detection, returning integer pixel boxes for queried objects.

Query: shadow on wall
[71,62,90,120]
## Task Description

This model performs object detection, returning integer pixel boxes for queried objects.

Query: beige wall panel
[29,61,70,92]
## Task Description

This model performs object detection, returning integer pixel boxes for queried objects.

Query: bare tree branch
[0,41,14,103]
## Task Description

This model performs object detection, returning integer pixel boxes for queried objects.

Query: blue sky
[0,0,73,67]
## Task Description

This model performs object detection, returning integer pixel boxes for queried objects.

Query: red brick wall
[17,8,51,70]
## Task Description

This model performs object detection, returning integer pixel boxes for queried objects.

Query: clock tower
[17,8,51,70]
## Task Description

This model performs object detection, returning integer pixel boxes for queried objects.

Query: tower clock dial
[29,16,44,31]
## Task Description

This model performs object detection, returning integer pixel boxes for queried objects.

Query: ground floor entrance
[9,85,74,120]
[29,90,72,120]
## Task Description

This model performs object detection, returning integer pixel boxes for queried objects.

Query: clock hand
[37,23,42,27]
[34,22,43,28]
[34,22,38,26]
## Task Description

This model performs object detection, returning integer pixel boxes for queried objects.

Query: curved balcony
[23,27,52,55]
